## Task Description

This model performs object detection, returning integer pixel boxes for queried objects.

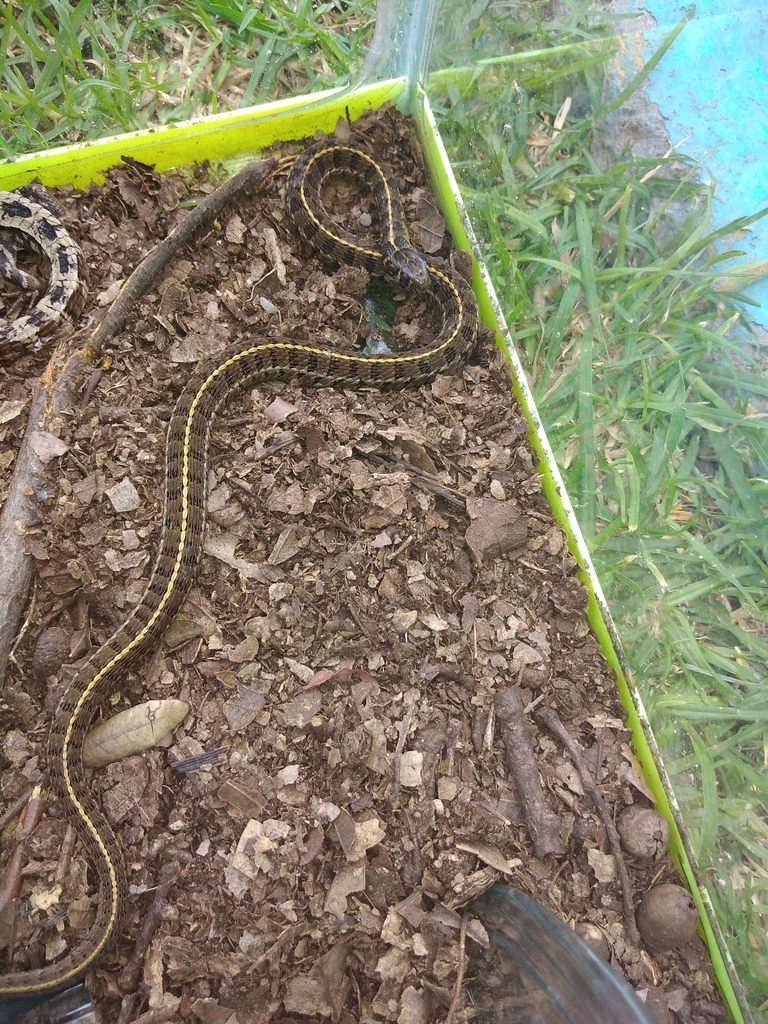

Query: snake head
[382,243,430,289]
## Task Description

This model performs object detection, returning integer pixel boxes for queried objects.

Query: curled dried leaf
[83,698,190,767]
[456,839,520,876]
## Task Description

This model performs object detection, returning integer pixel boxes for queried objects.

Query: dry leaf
[555,761,585,796]
[586,713,626,730]
[618,742,657,802]
[261,225,286,285]
[587,847,616,883]
[267,525,302,565]
[225,212,246,244]
[324,861,366,917]
[348,815,386,860]
[412,192,445,254]
[29,431,69,463]
[333,807,357,858]
[267,481,306,514]
[97,278,124,305]
[218,779,268,819]
[465,497,527,561]
[83,699,189,767]
[419,612,450,632]
[229,819,290,882]
[399,750,423,788]
[398,985,429,1024]
[294,663,378,696]
[391,609,418,632]
[276,690,323,728]
[456,839,520,876]
[205,532,268,580]
[169,329,226,364]
[284,943,350,1018]
[265,396,298,423]
[0,399,26,424]
[222,687,265,733]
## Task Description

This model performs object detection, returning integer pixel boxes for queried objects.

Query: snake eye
[382,244,430,289]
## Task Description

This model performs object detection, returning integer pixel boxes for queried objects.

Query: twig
[0,788,32,834]
[118,853,190,993]
[434,663,475,688]
[495,688,564,858]
[0,157,279,689]
[78,367,103,411]
[445,913,469,1024]
[0,786,46,945]
[90,156,279,349]
[0,384,48,686]
[594,724,605,785]
[537,705,640,944]
[401,808,424,888]
[53,823,77,886]
[115,992,141,1024]
[346,600,375,640]
[389,712,412,803]
[248,921,311,970]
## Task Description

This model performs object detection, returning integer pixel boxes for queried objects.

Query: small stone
[276,765,300,786]
[105,477,140,512]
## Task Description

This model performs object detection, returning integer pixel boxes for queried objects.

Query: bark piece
[495,687,564,858]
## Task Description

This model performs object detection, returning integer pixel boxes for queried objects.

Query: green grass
[2,0,768,1016]
[0,0,374,156]
[428,2,768,1016]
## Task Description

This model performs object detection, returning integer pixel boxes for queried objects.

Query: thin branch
[495,687,564,858]
[0,157,279,688]
[389,712,412,803]
[445,913,469,1024]
[118,853,190,993]
[537,705,640,944]
[90,157,279,349]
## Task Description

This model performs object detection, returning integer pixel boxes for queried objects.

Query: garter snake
[0,139,478,997]
[0,187,87,356]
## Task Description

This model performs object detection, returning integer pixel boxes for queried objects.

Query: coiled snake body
[0,188,87,355]
[0,140,478,997]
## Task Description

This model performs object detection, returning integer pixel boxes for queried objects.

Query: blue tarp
[627,0,768,325]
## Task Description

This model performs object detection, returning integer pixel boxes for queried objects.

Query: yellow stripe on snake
[0,140,478,998]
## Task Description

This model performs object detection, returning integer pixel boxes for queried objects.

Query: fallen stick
[0,156,279,688]
[118,854,190,994]
[495,687,564,859]
[537,705,640,944]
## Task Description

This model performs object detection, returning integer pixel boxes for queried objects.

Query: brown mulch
[0,108,728,1023]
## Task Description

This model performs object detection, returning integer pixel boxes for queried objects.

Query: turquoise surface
[627,0,768,325]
